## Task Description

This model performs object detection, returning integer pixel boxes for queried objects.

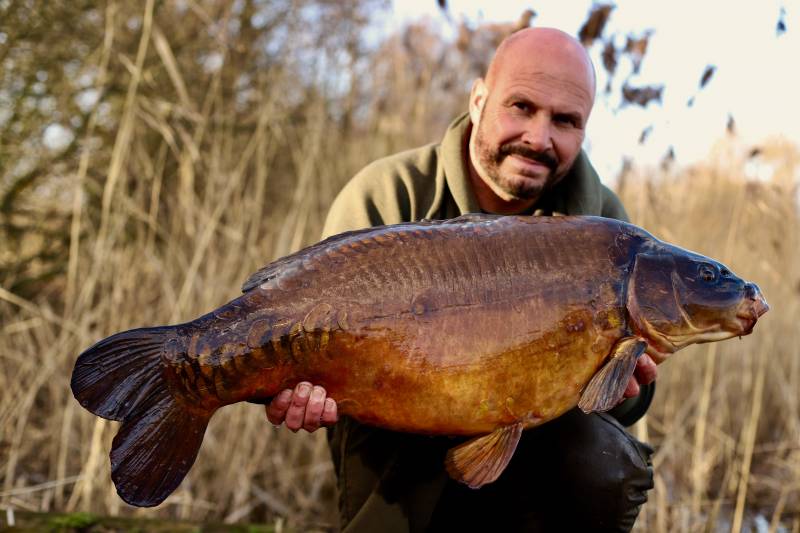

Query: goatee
[473,125,560,200]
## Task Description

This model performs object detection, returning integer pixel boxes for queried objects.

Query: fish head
[627,247,769,363]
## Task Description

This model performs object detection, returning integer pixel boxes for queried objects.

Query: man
[266,28,656,531]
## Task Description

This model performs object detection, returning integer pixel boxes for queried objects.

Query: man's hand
[623,354,658,398]
[266,381,338,432]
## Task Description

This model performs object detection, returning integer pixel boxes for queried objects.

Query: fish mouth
[734,315,757,335]
[753,293,770,317]
[735,285,769,335]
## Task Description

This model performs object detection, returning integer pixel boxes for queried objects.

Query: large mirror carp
[71,214,768,507]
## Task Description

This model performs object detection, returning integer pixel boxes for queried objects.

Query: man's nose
[521,114,554,152]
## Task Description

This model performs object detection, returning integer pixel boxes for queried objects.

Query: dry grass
[617,140,800,532]
[1,2,799,531]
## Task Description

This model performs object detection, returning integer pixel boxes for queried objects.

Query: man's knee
[511,409,654,531]
[560,411,654,530]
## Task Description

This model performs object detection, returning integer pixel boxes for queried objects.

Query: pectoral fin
[444,422,523,489]
[578,337,647,414]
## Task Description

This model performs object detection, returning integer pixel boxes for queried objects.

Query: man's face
[469,65,593,203]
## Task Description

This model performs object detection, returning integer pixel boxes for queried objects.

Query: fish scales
[233,218,629,433]
[170,218,630,425]
[71,214,769,507]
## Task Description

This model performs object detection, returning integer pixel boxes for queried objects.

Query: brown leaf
[624,32,652,74]
[661,146,675,170]
[512,9,537,33]
[602,40,618,76]
[579,5,614,46]
[622,84,663,107]
[699,65,716,88]
[639,125,653,145]
[624,33,650,56]
[456,22,472,52]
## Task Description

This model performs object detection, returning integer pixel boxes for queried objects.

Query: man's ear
[469,78,487,125]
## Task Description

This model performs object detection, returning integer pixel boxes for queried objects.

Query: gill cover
[628,252,682,344]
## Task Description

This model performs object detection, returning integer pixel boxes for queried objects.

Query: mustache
[497,143,558,171]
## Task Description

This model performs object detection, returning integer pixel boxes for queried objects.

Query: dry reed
[1,2,798,531]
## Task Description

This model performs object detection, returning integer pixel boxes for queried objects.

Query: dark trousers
[329,409,654,533]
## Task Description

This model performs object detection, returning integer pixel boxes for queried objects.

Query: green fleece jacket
[322,112,653,532]
[322,112,627,238]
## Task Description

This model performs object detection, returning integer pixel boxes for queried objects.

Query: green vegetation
[49,512,97,530]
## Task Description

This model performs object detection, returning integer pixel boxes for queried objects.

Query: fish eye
[698,263,717,282]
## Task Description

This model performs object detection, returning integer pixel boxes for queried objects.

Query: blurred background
[0,0,797,531]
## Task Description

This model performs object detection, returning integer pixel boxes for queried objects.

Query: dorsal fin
[242,226,378,292]
[241,214,505,292]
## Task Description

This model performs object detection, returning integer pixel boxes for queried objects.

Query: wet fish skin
[71,214,768,507]
[166,215,632,434]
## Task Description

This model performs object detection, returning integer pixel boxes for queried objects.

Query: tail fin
[71,327,211,507]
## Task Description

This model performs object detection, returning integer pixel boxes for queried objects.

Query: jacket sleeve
[600,184,630,222]
[608,382,656,427]
[322,161,416,238]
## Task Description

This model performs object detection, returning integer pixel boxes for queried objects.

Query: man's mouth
[497,144,558,172]
[509,154,550,173]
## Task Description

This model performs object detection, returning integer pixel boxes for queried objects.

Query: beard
[472,119,561,201]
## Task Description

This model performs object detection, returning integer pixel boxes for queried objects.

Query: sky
[381,0,798,180]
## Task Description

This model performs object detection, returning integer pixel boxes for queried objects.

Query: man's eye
[512,102,529,111]
[555,115,576,127]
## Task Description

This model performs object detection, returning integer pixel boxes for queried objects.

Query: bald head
[485,28,596,104]
[465,28,597,214]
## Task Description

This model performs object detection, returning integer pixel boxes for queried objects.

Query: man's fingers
[284,382,312,432]
[265,383,338,432]
[302,386,327,432]
[321,397,338,426]
[634,354,658,385]
[621,354,659,400]
[265,389,293,425]
[623,376,640,399]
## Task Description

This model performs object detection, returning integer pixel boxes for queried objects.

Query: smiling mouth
[511,154,544,164]
[508,155,551,174]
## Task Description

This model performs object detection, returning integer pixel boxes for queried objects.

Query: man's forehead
[494,69,594,115]
[489,70,594,119]
[486,28,595,102]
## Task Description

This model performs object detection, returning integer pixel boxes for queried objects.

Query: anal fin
[444,422,523,489]
[578,337,647,414]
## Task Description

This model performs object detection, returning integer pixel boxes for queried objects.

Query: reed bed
[1,2,798,530]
